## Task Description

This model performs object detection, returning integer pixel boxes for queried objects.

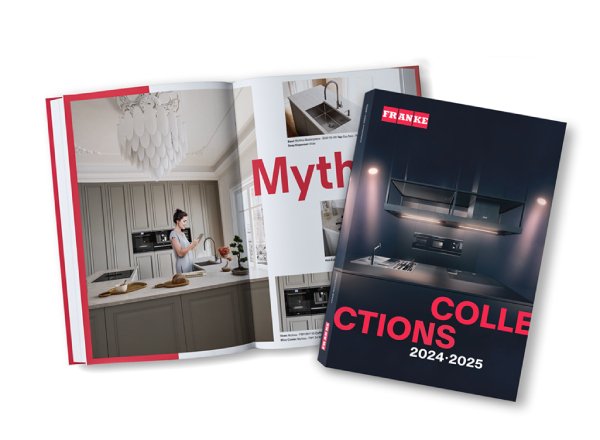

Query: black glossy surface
[348,256,531,305]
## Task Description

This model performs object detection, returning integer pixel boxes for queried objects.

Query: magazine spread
[46,67,420,364]
[317,90,566,400]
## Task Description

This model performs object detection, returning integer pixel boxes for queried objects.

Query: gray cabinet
[203,181,224,245]
[106,184,133,270]
[80,180,223,278]
[81,184,110,275]
[156,250,176,278]
[287,316,311,332]
[181,285,253,351]
[105,296,187,357]
[309,272,330,286]
[130,183,151,231]
[283,274,309,289]
[149,183,171,230]
[186,182,207,240]
[312,315,324,332]
[134,253,154,281]
[89,308,108,358]
[247,280,273,342]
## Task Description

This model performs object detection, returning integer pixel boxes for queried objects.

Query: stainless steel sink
[194,260,220,268]
[306,102,351,133]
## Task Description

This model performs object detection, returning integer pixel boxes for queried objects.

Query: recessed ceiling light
[367,167,378,175]
[536,197,548,206]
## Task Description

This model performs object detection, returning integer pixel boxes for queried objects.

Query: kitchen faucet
[204,237,221,263]
[324,80,342,109]
[371,243,381,265]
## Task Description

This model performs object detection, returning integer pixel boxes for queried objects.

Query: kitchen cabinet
[149,183,171,230]
[181,284,253,351]
[186,182,207,240]
[80,180,224,277]
[89,308,108,358]
[130,183,151,231]
[105,296,187,357]
[155,249,176,278]
[134,253,155,281]
[287,316,311,332]
[203,181,224,246]
[247,280,274,342]
[187,181,224,245]
[81,184,110,275]
[282,274,309,289]
[312,315,324,332]
[106,184,133,271]
[168,182,189,219]
[309,272,330,286]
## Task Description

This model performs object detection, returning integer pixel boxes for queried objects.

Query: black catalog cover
[317,90,566,400]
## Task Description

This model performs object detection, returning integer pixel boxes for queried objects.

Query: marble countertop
[86,264,269,309]
[288,85,361,133]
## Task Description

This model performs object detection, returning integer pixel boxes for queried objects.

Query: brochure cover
[46,67,420,364]
[317,90,566,400]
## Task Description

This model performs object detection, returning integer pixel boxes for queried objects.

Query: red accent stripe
[47,97,80,365]
[88,353,180,365]
[63,86,151,364]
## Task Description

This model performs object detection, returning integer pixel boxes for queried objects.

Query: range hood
[384,178,525,235]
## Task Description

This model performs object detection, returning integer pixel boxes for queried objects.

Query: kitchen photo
[71,86,274,359]
[282,77,363,139]
[339,113,563,307]
[274,271,331,332]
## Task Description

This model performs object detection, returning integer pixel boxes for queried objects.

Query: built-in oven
[132,231,156,254]
[284,288,312,316]
[154,228,191,250]
[310,286,329,314]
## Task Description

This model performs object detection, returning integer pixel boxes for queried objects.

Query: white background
[1,1,597,438]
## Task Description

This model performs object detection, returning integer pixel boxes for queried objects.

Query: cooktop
[92,269,134,283]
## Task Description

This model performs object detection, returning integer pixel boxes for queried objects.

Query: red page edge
[58,85,178,364]
[46,97,83,365]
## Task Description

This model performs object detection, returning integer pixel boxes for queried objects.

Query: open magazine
[46,67,421,364]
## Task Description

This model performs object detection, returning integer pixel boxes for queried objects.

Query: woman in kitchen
[170,209,201,273]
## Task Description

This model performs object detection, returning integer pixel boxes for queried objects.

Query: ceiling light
[117,93,188,179]
[536,197,548,206]
[368,167,379,175]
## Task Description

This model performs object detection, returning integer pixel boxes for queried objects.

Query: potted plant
[218,246,232,272]
[230,235,249,276]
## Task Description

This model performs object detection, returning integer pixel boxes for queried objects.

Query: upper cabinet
[80,180,224,277]
[79,183,133,275]
[149,183,171,230]
[130,183,151,231]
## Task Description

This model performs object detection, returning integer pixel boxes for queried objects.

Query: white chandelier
[117,93,189,179]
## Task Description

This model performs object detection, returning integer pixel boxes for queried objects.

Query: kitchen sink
[194,260,220,268]
[352,256,416,272]
[306,102,351,133]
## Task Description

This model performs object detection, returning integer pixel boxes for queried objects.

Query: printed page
[231,68,420,347]
[60,82,281,363]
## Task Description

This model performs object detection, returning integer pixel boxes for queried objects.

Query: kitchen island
[86,264,272,359]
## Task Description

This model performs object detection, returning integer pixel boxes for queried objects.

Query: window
[232,180,267,266]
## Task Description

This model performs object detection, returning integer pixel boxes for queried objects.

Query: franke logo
[381,106,430,129]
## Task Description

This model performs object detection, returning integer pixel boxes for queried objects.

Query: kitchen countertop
[288,85,361,133]
[345,256,531,306]
[86,263,269,309]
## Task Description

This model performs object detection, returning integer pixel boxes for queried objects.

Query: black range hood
[384,178,525,235]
